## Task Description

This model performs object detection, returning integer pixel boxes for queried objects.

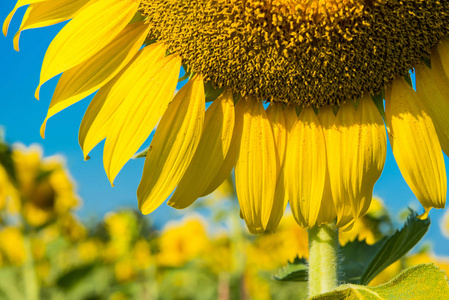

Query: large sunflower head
[3,0,449,233]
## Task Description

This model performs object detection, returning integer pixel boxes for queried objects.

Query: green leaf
[311,264,449,300]
[359,211,430,285]
[0,142,17,184]
[274,256,308,282]
[0,268,25,300]
[340,240,385,283]
[56,263,97,291]
[204,81,225,103]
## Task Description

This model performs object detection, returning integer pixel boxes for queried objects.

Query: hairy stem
[308,223,338,297]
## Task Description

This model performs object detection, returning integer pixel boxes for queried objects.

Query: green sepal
[403,73,413,88]
[371,93,386,124]
[204,81,225,103]
[423,57,431,69]
[310,264,449,300]
[132,146,151,159]
[274,256,308,282]
[129,12,146,24]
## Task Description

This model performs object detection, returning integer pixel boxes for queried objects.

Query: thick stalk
[23,236,39,300]
[308,223,338,297]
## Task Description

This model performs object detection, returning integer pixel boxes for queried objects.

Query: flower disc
[140,0,449,106]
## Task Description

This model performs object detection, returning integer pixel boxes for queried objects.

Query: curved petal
[104,54,181,184]
[36,0,139,99]
[13,0,90,51]
[265,102,288,232]
[3,0,45,37]
[137,75,205,214]
[285,106,326,229]
[78,43,166,159]
[415,57,449,156]
[386,77,447,217]
[334,97,386,219]
[168,89,235,209]
[199,98,246,197]
[235,99,277,233]
[317,162,337,226]
[41,21,150,137]
[318,106,353,227]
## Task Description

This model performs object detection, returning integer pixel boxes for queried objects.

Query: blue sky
[1,1,449,255]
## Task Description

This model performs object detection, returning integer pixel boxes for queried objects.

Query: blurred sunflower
[11,144,80,227]
[4,0,449,233]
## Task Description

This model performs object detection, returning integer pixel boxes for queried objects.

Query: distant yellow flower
[340,198,390,246]
[4,0,449,232]
[11,145,80,226]
[157,217,209,267]
[248,214,309,270]
[78,239,102,263]
[0,227,26,266]
[132,239,153,270]
[114,258,137,283]
[103,210,138,260]
[58,214,87,242]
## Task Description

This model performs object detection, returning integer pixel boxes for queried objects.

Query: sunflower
[3,0,449,233]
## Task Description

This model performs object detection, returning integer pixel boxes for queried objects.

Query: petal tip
[13,32,20,52]
[418,209,431,220]
[35,85,41,100]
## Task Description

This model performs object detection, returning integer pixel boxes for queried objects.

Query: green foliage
[339,240,384,283]
[276,211,430,286]
[0,141,16,184]
[358,212,430,285]
[56,264,97,292]
[0,268,25,300]
[311,264,449,300]
[274,256,308,282]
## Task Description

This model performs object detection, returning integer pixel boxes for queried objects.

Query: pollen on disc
[140,0,449,107]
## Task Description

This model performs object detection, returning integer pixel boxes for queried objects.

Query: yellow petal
[386,77,447,215]
[334,97,386,219]
[41,21,150,138]
[3,0,45,37]
[35,0,139,99]
[235,99,277,233]
[199,98,246,197]
[317,164,337,226]
[168,89,235,209]
[316,106,337,226]
[137,75,205,214]
[318,106,352,227]
[103,54,181,184]
[78,43,166,159]
[265,102,288,232]
[285,106,326,228]
[13,0,91,51]
[415,57,449,156]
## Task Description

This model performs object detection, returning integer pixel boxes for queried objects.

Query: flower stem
[23,236,39,300]
[308,223,338,298]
